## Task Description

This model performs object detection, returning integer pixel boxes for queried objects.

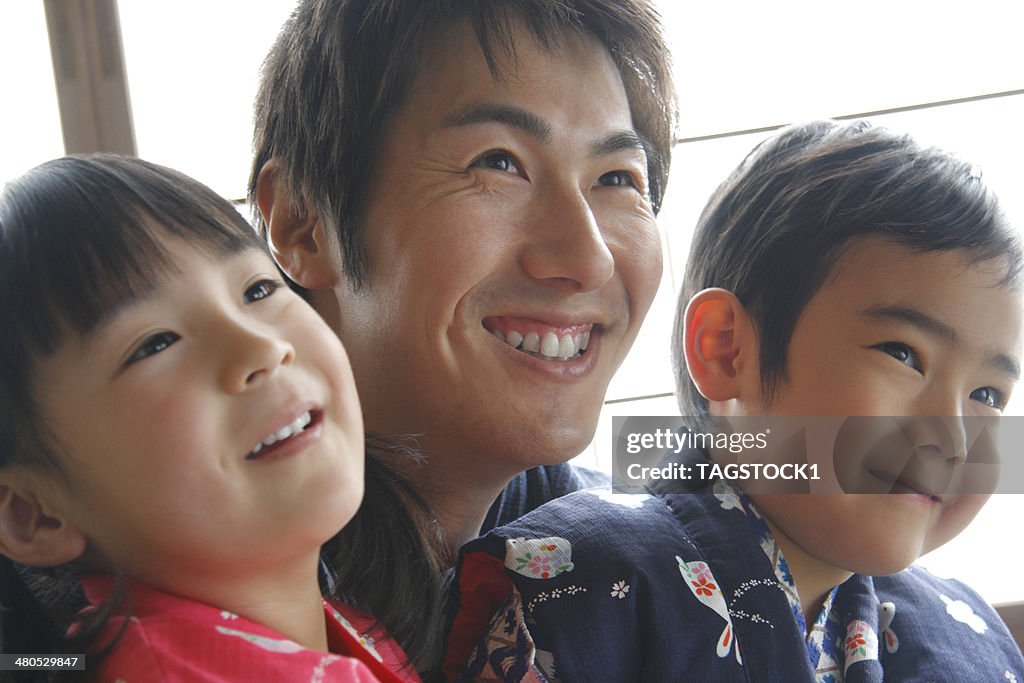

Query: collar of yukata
[714,479,845,680]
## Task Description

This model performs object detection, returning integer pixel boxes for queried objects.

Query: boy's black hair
[0,155,442,676]
[674,120,1022,421]
[249,0,677,289]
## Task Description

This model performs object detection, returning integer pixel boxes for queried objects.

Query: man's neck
[424,486,506,568]
[383,445,517,568]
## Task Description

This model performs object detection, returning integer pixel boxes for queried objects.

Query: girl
[0,155,423,681]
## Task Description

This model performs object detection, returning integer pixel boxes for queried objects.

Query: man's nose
[518,184,616,292]
[219,318,295,393]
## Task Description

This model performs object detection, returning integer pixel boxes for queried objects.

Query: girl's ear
[0,474,86,568]
[682,288,758,403]
[255,159,341,291]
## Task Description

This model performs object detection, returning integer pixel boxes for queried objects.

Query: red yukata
[80,576,421,682]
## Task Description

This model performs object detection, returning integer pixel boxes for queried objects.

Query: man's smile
[483,317,594,361]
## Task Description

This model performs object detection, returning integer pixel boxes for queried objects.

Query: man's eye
[471,151,520,175]
[874,342,922,372]
[244,279,280,303]
[126,331,180,365]
[596,170,638,188]
[970,387,1006,411]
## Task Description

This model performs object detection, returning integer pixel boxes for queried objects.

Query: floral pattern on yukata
[844,620,879,672]
[460,588,553,683]
[449,444,1024,683]
[504,537,574,580]
[731,482,855,682]
[325,601,384,662]
[878,601,899,654]
[940,593,989,634]
[584,487,652,509]
[678,558,742,663]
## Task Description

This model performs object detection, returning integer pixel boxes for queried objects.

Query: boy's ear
[255,159,341,291]
[682,288,757,402]
[0,474,86,568]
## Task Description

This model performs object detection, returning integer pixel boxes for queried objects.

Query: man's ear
[0,474,86,568]
[255,159,340,290]
[682,288,757,402]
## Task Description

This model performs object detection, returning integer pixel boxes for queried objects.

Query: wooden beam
[996,601,1024,652]
[43,0,135,155]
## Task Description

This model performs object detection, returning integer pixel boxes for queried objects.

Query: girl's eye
[596,170,638,188]
[126,331,180,365]
[244,279,280,303]
[471,151,521,175]
[970,386,1006,411]
[874,342,922,372]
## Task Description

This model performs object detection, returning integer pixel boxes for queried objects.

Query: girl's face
[31,233,364,592]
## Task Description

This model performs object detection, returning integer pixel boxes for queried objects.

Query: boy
[443,121,1024,682]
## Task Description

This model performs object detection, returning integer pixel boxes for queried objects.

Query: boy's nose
[897,416,968,465]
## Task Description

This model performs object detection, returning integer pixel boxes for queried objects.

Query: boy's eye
[874,342,921,372]
[596,170,638,189]
[244,279,280,303]
[471,151,521,175]
[970,387,1006,411]
[126,331,180,365]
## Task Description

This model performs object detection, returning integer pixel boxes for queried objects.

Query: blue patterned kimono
[444,446,1023,682]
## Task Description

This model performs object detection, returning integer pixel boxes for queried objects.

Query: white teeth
[540,332,560,357]
[490,327,591,360]
[249,410,312,456]
[557,334,575,359]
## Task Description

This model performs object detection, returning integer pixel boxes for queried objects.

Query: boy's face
[32,235,364,592]
[735,237,1022,575]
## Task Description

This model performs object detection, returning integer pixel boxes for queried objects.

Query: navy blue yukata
[444,447,1024,682]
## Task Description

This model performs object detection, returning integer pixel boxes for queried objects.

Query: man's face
[739,237,1023,575]
[331,24,662,474]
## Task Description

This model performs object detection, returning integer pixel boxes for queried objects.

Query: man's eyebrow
[861,305,958,344]
[441,104,551,144]
[440,104,647,160]
[862,304,1020,381]
[591,130,649,159]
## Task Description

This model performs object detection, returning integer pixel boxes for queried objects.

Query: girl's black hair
[0,155,260,679]
[0,155,443,677]
[322,437,447,675]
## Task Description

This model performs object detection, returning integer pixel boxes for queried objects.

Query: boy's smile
[722,236,1022,588]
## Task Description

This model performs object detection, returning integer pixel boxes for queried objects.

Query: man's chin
[505,420,600,470]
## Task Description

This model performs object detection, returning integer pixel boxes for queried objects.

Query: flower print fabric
[79,576,419,682]
[445,444,1024,683]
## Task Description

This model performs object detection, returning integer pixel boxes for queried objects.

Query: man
[250,0,676,672]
